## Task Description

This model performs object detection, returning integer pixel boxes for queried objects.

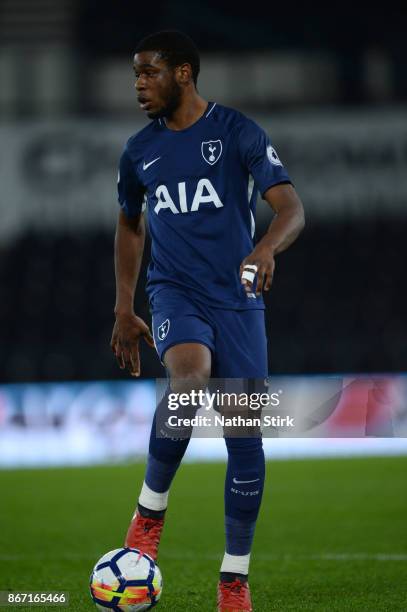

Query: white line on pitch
[0,552,406,562]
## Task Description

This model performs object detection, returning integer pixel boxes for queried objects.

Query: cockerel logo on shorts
[157,318,170,341]
[201,140,222,165]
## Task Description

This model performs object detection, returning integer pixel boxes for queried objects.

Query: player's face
[134,51,182,119]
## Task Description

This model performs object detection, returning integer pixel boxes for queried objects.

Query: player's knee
[170,371,210,395]
[165,343,211,393]
[164,343,211,393]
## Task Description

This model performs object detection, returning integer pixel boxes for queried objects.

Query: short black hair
[135,30,200,86]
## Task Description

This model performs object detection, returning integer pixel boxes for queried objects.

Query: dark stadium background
[0,2,406,382]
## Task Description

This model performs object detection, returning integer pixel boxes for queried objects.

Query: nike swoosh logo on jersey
[143,157,161,170]
[232,477,260,484]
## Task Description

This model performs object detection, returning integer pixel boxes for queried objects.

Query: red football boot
[217,578,253,612]
[124,510,165,561]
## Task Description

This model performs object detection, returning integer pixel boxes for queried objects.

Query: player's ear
[176,63,192,85]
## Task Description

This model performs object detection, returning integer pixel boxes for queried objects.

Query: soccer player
[111,30,304,612]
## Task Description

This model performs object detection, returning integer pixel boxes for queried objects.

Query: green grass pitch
[1,456,406,611]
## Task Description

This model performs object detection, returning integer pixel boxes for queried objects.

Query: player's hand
[110,312,155,377]
[240,244,275,296]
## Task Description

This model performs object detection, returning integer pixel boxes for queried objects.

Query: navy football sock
[223,437,265,556]
[224,516,256,556]
[144,388,192,498]
[144,452,182,494]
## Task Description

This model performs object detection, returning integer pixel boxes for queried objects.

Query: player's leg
[138,341,211,513]
[125,291,214,558]
[216,434,264,611]
[213,309,268,611]
[125,342,211,558]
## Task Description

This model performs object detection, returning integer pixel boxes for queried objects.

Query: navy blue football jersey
[117,102,291,309]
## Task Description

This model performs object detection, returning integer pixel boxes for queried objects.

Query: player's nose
[135,75,146,91]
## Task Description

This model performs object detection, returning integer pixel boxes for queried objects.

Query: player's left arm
[240,183,305,296]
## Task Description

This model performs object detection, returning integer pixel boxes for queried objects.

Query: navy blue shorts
[150,287,268,378]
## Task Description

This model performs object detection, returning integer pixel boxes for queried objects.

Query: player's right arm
[111,147,155,376]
